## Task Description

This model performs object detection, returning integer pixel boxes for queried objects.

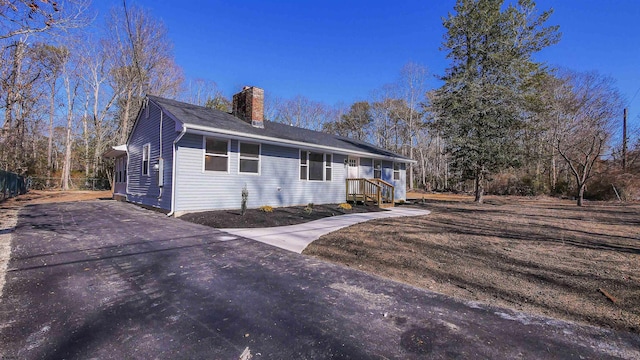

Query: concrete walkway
[221,207,431,253]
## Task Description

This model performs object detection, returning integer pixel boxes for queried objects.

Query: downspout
[125,147,130,196]
[167,125,187,216]
[158,109,163,199]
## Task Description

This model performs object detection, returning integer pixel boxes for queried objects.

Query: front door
[114,155,127,195]
[347,157,359,179]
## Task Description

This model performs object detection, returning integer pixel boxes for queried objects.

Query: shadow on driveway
[0,201,638,359]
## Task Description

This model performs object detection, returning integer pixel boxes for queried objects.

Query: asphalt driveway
[0,200,638,359]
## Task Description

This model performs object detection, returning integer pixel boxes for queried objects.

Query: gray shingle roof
[147,95,410,160]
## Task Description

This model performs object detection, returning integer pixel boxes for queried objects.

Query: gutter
[167,125,187,216]
[185,124,417,164]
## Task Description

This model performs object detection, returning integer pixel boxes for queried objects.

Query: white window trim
[300,150,332,182]
[393,162,401,181]
[238,141,261,175]
[142,143,150,176]
[203,136,230,173]
[299,150,308,181]
[374,159,382,179]
[325,153,332,182]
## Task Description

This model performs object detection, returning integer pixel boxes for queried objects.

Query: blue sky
[94,0,640,135]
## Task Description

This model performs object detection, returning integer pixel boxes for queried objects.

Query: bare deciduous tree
[0,0,90,41]
[32,43,68,184]
[106,4,183,143]
[60,47,80,190]
[552,71,622,206]
[270,95,329,131]
[398,62,428,189]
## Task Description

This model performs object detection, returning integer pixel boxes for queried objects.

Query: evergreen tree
[432,0,560,202]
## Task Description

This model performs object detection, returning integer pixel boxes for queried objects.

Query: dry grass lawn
[304,194,640,333]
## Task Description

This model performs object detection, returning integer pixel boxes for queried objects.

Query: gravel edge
[0,207,18,298]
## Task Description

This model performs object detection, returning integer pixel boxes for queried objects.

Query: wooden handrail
[370,178,395,204]
[346,178,394,207]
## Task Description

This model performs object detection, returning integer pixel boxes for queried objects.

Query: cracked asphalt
[0,200,638,359]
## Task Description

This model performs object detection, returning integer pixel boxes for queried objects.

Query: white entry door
[347,157,359,178]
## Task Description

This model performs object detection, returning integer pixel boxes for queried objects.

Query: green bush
[241,185,248,216]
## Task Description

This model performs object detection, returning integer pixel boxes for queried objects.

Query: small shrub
[338,203,352,210]
[398,199,405,204]
[304,203,314,215]
[241,185,249,216]
[259,205,273,213]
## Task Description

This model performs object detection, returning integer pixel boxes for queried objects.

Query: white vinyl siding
[239,142,260,174]
[126,99,176,211]
[175,135,348,211]
[204,137,229,172]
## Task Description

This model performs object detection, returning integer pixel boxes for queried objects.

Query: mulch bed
[179,203,385,228]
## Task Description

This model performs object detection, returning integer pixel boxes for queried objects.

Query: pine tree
[432,0,560,203]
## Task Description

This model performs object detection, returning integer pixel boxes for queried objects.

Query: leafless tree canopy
[0,1,635,202]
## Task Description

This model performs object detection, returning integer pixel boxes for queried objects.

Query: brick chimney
[232,86,264,128]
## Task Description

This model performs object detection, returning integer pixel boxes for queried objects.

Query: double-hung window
[374,159,382,179]
[239,142,260,174]
[393,162,401,180]
[142,143,150,176]
[300,150,332,181]
[204,137,229,172]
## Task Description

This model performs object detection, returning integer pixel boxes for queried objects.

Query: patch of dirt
[406,192,472,202]
[180,203,385,228]
[304,196,640,334]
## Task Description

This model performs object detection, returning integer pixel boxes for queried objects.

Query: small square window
[393,162,401,180]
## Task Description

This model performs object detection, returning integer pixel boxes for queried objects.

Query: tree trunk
[46,82,56,187]
[474,169,484,203]
[577,183,585,206]
[62,117,72,190]
[119,87,133,144]
[408,161,413,190]
[551,154,557,192]
[82,96,90,178]
[61,75,77,191]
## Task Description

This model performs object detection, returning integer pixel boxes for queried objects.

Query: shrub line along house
[104,86,414,216]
